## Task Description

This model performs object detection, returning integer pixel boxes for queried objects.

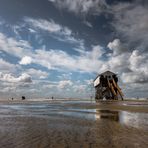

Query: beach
[0,100,148,148]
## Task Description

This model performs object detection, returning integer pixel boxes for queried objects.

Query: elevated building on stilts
[94,71,124,101]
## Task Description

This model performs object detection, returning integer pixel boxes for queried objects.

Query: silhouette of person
[22,96,26,100]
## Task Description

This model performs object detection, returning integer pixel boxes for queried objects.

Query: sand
[0,100,148,148]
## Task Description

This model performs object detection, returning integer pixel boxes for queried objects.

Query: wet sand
[0,100,148,148]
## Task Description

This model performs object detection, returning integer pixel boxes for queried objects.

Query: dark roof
[94,70,117,81]
[99,71,116,76]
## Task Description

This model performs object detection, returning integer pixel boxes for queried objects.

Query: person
[90,96,93,102]
[52,96,54,100]
[11,98,13,100]
[22,96,26,100]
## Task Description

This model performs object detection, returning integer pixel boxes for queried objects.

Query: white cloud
[0,72,32,83]
[48,0,107,15]
[58,80,73,89]
[24,18,83,44]
[19,56,32,65]
[121,72,148,84]
[33,45,104,73]
[0,32,32,58]
[43,84,56,89]
[129,50,148,74]
[89,45,105,59]
[107,39,127,55]
[85,79,93,85]
[0,58,17,72]
[83,21,93,28]
[0,29,147,98]
[111,2,148,50]
[26,68,49,79]
[73,84,86,93]
[0,86,16,93]
[121,50,148,84]
[28,28,36,33]
[58,73,72,80]
[105,39,148,86]
[25,18,61,33]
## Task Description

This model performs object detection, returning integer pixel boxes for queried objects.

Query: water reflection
[119,111,148,129]
[95,109,148,130]
[95,110,119,121]
[0,103,147,130]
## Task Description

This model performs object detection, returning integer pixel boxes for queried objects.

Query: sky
[0,0,148,99]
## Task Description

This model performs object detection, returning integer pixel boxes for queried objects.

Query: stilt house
[94,71,124,101]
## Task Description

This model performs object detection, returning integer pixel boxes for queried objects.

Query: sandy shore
[0,100,148,148]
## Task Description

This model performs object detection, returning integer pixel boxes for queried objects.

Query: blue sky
[0,0,148,99]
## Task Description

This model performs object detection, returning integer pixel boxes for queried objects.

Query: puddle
[95,110,119,121]
[57,109,148,129]
[119,111,148,129]
[0,103,147,129]
[58,111,95,120]
[95,109,148,129]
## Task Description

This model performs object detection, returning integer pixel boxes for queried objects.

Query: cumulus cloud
[105,39,148,85]
[73,84,87,93]
[19,56,32,65]
[58,80,73,89]
[121,72,148,84]
[26,68,49,79]
[85,79,93,85]
[123,50,148,84]
[33,45,104,73]
[129,50,148,74]
[48,0,107,15]
[58,73,72,80]
[0,3,148,98]
[102,1,148,97]
[0,72,32,83]
[1,28,147,96]
[107,39,127,55]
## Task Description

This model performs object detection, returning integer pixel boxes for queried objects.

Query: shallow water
[0,102,148,129]
[0,101,148,148]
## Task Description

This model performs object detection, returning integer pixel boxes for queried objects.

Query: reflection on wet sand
[95,110,119,121]
[95,109,148,130]
[0,100,148,148]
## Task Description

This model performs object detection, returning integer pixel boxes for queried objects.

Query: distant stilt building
[94,71,124,101]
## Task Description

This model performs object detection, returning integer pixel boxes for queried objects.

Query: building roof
[94,70,117,81]
[99,70,116,76]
